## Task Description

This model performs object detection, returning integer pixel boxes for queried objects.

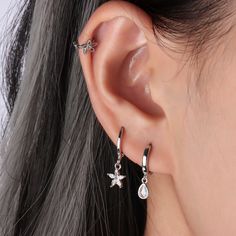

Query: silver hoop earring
[107,127,126,188]
[138,144,152,199]
[73,39,98,54]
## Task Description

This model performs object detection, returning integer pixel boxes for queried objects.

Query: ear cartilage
[73,39,98,54]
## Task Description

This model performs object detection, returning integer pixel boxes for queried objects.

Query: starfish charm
[107,171,126,188]
[73,39,98,54]
[82,39,98,54]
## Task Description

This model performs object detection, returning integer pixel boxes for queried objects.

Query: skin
[78,1,236,235]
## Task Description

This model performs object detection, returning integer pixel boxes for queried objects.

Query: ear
[77,1,176,174]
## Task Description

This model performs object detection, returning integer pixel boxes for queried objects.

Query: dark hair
[0,0,232,235]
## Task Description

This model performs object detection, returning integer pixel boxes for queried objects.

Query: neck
[144,173,193,236]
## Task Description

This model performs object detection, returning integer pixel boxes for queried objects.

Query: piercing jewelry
[107,127,126,188]
[73,39,98,54]
[138,144,152,199]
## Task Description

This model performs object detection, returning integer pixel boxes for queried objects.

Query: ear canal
[119,45,162,116]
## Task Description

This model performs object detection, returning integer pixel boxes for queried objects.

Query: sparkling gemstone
[138,183,149,199]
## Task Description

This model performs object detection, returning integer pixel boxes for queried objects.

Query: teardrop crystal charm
[138,144,152,200]
[138,183,149,199]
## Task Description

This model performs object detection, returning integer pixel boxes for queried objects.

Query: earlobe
[77,1,173,175]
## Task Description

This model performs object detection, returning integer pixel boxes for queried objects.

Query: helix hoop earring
[107,127,126,188]
[138,144,152,199]
[73,39,98,54]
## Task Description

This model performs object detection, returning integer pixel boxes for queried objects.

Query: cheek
[172,69,236,235]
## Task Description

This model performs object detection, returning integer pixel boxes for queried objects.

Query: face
[149,20,236,235]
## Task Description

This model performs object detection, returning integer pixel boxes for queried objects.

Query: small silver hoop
[117,127,124,160]
[138,143,152,200]
[142,144,152,173]
[107,127,126,188]
[73,39,98,54]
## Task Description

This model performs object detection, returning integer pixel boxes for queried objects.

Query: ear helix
[73,38,98,54]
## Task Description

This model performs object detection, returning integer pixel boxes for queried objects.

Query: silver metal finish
[107,127,126,188]
[138,144,152,199]
[73,39,98,54]
[117,126,124,161]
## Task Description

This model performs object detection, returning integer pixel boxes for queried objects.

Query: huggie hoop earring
[73,39,98,54]
[138,144,152,199]
[107,127,126,188]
